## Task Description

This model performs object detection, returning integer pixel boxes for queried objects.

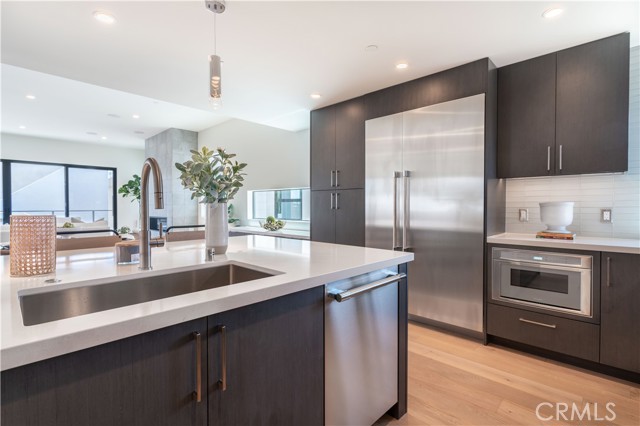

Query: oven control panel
[493,248,592,269]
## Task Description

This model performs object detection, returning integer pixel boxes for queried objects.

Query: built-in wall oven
[491,248,593,317]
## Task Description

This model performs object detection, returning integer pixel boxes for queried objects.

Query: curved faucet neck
[139,157,164,270]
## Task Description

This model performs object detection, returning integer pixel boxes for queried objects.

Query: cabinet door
[335,189,365,246]
[208,287,324,426]
[556,33,629,175]
[310,106,336,190]
[335,98,365,189]
[601,252,640,373]
[1,319,208,426]
[310,190,335,243]
[497,53,556,178]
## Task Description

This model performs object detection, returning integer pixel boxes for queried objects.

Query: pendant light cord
[214,12,217,55]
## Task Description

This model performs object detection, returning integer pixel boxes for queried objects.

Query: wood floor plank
[375,322,640,426]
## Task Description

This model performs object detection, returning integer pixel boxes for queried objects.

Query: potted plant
[260,216,285,231]
[175,147,247,254]
[117,175,141,203]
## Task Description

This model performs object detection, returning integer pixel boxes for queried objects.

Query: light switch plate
[518,208,529,222]
[601,208,612,223]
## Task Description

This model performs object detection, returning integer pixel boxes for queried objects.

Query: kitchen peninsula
[1,236,413,425]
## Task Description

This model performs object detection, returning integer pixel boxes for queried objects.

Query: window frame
[1,159,118,227]
[248,187,310,222]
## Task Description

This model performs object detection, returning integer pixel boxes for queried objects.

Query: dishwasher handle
[328,273,406,302]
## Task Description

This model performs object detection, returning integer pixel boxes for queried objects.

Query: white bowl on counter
[540,201,575,234]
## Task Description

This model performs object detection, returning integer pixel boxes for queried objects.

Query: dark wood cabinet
[208,287,324,426]
[335,99,365,190]
[556,33,630,175]
[310,189,364,246]
[1,318,208,426]
[334,189,365,246]
[486,303,600,362]
[310,98,365,191]
[600,252,640,373]
[310,190,335,244]
[497,53,556,178]
[497,33,629,178]
[310,106,335,191]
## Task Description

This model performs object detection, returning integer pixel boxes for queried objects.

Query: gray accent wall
[145,128,198,227]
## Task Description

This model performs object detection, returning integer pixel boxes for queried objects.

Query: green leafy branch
[118,174,141,202]
[175,146,247,204]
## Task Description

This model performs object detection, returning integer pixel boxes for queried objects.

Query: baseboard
[488,336,640,384]
[408,315,484,341]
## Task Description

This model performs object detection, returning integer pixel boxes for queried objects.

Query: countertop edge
[487,233,640,255]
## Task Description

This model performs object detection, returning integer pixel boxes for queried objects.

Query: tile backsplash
[505,46,639,240]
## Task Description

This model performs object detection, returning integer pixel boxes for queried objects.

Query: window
[68,168,115,223]
[249,188,310,221]
[1,159,117,228]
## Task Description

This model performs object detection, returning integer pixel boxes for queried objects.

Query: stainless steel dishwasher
[325,266,405,426]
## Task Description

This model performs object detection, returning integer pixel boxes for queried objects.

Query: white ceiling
[2,1,639,149]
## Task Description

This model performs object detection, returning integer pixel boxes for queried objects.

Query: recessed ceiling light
[93,10,116,24]
[101,136,108,140]
[86,131,98,135]
[365,45,378,52]
[542,7,564,19]
[310,93,322,99]
[19,125,26,130]
[132,114,140,119]
[396,63,408,70]
[25,94,36,100]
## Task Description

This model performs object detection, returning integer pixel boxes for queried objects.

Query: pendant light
[205,0,226,109]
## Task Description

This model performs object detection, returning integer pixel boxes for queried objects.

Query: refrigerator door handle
[393,171,401,250]
[402,171,411,251]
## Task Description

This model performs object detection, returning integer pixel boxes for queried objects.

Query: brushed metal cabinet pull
[606,256,612,287]
[392,172,400,250]
[547,146,551,172]
[330,192,334,210]
[192,331,202,402]
[559,145,563,171]
[335,192,340,210]
[519,317,557,329]
[335,170,340,187]
[402,171,411,251]
[217,325,227,391]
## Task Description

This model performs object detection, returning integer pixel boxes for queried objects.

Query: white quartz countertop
[1,236,412,370]
[487,233,640,254]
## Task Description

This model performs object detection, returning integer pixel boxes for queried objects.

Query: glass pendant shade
[209,54,222,108]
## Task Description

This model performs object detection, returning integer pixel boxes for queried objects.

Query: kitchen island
[1,236,413,426]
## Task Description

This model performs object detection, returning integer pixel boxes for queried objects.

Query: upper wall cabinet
[497,33,630,178]
[497,53,557,177]
[310,98,365,190]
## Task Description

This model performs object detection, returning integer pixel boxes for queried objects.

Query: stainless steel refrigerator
[365,94,486,333]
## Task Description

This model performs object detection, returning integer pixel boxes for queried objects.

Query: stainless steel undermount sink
[19,263,278,326]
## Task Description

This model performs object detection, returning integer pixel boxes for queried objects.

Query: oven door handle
[493,259,590,273]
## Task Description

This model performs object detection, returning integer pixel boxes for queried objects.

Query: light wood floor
[375,322,640,426]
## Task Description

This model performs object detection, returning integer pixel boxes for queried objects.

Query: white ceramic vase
[540,201,575,233]
[204,202,228,254]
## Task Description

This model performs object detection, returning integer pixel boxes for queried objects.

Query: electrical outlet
[601,209,612,223]
[518,208,529,222]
